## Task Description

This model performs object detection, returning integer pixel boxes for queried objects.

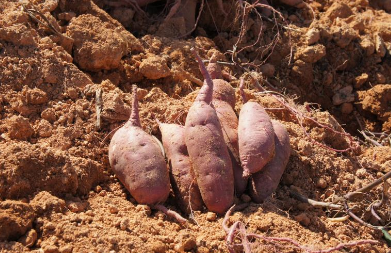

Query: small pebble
[43,245,59,253]
[206,212,217,221]
[376,73,386,84]
[59,245,73,253]
[150,240,166,253]
[173,243,184,252]
[316,178,328,189]
[182,236,196,251]
[44,222,56,230]
[342,180,350,187]
[67,201,87,213]
[356,168,367,179]
[136,205,151,216]
[109,205,119,214]
[197,246,210,253]
[95,185,102,193]
[345,173,355,183]
[155,210,165,220]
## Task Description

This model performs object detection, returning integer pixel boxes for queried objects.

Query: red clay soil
[1,0,391,252]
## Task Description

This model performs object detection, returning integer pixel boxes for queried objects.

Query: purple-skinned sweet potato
[207,53,236,108]
[158,122,204,214]
[213,100,248,197]
[238,80,275,177]
[207,56,248,196]
[184,48,234,214]
[249,120,291,203]
[108,85,170,205]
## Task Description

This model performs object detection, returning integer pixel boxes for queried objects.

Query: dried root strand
[223,204,378,252]
[154,204,187,224]
[270,93,359,153]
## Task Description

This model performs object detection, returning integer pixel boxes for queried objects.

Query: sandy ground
[1,0,391,252]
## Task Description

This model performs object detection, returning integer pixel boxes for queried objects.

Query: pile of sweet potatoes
[108,48,291,218]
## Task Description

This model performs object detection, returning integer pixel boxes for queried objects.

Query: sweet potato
[108,85,170,205]
[158,122,204,214]
[184,48,234,214]
[207,53,236,108]
[249,120,291,203]
[238,81,275,177]
[213,100,248,196]
[207,57,248,196]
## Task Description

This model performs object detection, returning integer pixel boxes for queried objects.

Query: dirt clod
[0,200,35,241]
[206,212,217,221]
[67,14,129,71]
[316,178,328,189]
[139,55,171,80]
[18,229,37,247]
[355,73,369,88]
[306,28,321,45]
[7,115,34,140]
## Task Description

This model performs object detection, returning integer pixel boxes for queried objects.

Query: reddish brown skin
[159,123,204,214]
[249,120,291,203]
[213,89,248,196]
[238,101,275,177]
[108,86,170,205]
[214,100,248,196]
[185,49,234,214]
[208,57,248,196]
[206,55,223,80]
[212,80,236,109]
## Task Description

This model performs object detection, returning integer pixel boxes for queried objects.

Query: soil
[1,0,391,252]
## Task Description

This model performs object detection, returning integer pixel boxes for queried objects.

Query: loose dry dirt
[1,0,391,252]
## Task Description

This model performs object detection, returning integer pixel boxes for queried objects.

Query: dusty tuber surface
[158,122,204,214]
[207,56,248,196]
[108,85,170,205]
[1,0,391,252]
[238,82,275,177]
[249,120,291,203]
[184,48,234,214]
